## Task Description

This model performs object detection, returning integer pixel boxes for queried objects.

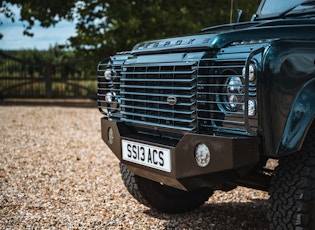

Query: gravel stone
[0,106,269,229]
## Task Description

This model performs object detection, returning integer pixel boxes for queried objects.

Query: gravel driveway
[0,105,269,229]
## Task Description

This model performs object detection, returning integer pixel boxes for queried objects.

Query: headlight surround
[217,65,257,117]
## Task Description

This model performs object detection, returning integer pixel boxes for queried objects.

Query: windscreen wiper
[279,0,315,18]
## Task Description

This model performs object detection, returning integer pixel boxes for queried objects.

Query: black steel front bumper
[101,118,260,191]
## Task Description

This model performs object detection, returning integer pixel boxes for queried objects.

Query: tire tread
[119,163,212,213]
[269,127,315,229]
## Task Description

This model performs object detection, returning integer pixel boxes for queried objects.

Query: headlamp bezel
[216,66,257,117]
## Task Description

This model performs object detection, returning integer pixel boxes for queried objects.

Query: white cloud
[0,5,76,50]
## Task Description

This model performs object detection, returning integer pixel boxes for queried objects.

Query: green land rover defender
[97,0,315,228]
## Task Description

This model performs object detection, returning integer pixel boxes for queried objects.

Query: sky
[0,5,77,50]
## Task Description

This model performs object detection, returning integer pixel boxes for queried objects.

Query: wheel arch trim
[278,78,315,156]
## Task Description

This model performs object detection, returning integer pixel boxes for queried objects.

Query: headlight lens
[225,76,243,111]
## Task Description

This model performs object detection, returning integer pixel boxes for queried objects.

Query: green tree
[1,0,259,65]
[0,0,75,37]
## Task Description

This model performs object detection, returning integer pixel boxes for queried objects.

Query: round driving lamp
[194,143,211,167]
[105,92,118,112]
[105,92,115,103]
[104,68,117,81]
[108,127,114,144]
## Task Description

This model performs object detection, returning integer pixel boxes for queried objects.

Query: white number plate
[122,140,171,172]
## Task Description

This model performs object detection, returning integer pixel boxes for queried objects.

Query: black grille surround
[98,48,264,136]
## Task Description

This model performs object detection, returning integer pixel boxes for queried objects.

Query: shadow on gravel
[144,199,268,230]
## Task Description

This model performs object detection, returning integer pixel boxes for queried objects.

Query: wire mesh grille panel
[197,58,258,135]
[120,62,198,131]
[97,59,122,119]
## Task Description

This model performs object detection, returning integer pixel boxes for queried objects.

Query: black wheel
[119,163,213,213]
[269,129,315,229]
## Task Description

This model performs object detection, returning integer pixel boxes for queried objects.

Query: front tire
[120,163,213,213]
[269,130,315,229]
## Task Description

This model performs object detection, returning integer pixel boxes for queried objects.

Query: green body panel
[262,40,315,157]
[131,21,315,54]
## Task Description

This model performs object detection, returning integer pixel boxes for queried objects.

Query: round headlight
[225,76,243,111]
[195,143,211,167]
[242,64,256,81]
[227,76,243,93]
[227,94,239,110]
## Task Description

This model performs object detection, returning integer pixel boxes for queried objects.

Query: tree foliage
[1,0,259,64]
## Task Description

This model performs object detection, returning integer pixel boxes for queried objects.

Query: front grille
[120,62,198,131]
[97,48,264,136]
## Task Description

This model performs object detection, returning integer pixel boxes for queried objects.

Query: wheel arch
[278,78,315,156]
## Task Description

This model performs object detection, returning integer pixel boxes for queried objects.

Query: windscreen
[259,0,307,17]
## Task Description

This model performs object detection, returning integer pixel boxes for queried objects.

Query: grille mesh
[97,60,122,119]
[197,59,258,135]
[120,63,198,131]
